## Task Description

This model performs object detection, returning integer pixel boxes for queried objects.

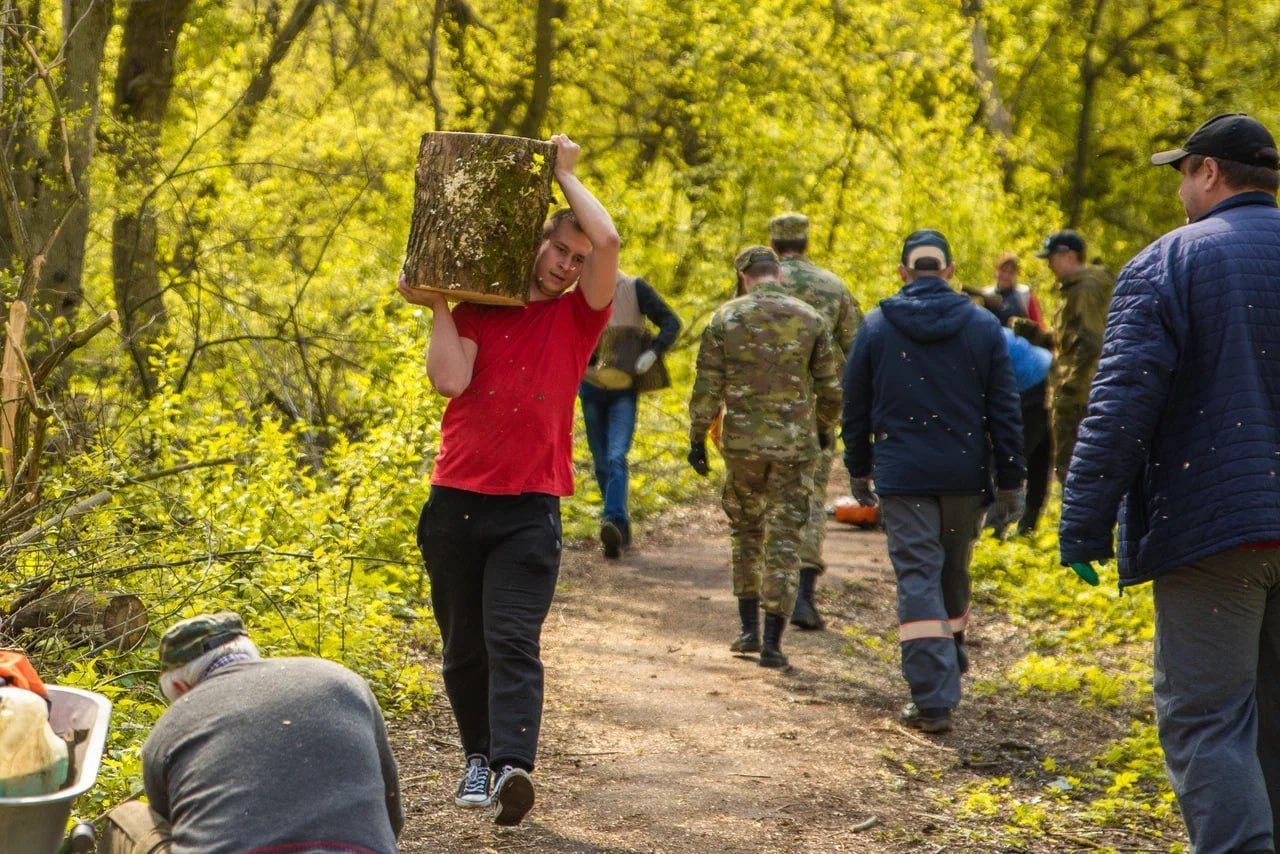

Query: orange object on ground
[832,497,880,528]
[0,649,48,699]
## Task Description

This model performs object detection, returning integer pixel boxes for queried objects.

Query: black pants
[1019,383,1052,533]
[417,486,562,771]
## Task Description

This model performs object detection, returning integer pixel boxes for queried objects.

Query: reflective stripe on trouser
[722,455,810,617]
[100,800,172,854]
[798,444,836,574]
[1153,548,1280,853]
[880,494,984,711]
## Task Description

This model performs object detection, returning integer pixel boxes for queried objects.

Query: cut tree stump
[6,587,148,651]
[402,132,557,306]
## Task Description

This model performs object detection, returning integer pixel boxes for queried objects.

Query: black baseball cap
[901,229,951,271]
[1035,229,1085,259]
[1150,113,1280,170]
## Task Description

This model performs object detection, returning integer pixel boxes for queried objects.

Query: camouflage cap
[160,612,248,670]
[768,213,809,241]
[734,245,779,273]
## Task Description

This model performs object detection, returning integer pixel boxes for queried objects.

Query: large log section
[402,132,558,306]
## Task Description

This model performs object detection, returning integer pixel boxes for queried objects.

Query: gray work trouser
[880,494,985,711]
[1153,548,1280,853]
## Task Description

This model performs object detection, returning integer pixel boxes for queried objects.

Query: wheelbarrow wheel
[63,822,96,853]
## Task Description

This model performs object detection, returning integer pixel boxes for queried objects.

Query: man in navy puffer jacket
[1059,113,1280,853]
[843,229,1024,734]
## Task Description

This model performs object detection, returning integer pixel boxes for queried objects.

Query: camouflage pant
[100,801,172,853]
[721,455,810,617]
[1053,400,1087,483]
[798,445,836,574]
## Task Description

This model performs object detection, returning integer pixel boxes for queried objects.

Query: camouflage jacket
[775,256,862,361]
[1051,264,1115,409]
[689,289,840,461]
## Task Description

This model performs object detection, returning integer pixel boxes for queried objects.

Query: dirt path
[393,499,1184,853]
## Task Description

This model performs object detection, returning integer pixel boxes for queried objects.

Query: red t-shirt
[430,288,611,496]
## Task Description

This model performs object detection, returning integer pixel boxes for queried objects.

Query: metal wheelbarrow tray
[0,686,113,854]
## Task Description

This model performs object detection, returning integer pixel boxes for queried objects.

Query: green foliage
[3,0,1278,836]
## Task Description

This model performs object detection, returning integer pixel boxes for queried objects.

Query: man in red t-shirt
[398,134,618,826]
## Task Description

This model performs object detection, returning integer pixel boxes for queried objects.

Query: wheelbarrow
[0,686,112,854]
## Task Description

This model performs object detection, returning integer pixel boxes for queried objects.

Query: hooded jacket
[842,277,1025,498]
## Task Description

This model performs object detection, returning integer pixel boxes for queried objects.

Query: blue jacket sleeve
[841,320,876,478]
[1059,262,1178,565]
[984,326,1026,490]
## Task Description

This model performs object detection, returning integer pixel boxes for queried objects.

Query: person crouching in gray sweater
[100,612,403,854]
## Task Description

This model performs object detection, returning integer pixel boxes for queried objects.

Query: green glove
[1069,562,1100,586]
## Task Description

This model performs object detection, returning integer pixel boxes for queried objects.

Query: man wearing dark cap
[1035,229,1114,483]
[843,230,1024,734]
[688,245,841,668]
[768,213,863,631]
[1060,113,1280,852]
[99,613,403,854]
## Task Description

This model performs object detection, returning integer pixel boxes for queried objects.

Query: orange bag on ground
[0,649,49,699]
[832,497,880,528]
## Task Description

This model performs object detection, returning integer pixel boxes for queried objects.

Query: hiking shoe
[899,703,954,734]
[600,520,623,559]
[730,631,761,653]
[492,766,535,826]
[454,754,491,807]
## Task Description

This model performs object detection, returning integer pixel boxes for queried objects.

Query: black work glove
[687,440,710,477]
[850,476,877,507]
[818,430,833,451]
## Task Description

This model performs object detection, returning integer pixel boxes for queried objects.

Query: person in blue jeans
[580,272,681,557]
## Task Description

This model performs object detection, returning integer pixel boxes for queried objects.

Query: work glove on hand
[850,476,876,507]
[634,350,658,374]
[687,440,710,477]
[818,430,833,451]
[987,486,1026,537]
[1067,561,1101,586]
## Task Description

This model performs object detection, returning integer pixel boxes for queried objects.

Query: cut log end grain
[403,132,558,307]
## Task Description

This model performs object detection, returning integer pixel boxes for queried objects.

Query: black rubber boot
[759,613,788,668]
[790,567,826,631]
[730,598,761,653]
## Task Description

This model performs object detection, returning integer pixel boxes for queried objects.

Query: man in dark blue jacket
[843,229,1025,734]
[1059,113,1280,853]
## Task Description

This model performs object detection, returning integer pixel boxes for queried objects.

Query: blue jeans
[579,383,638,526]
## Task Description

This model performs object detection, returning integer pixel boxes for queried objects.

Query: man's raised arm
[550,134,620,311]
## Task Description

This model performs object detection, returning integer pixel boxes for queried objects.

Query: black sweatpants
[1019,382,1052,533]
[417,486,562,772]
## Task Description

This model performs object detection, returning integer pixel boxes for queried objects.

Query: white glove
[634,350,658,374]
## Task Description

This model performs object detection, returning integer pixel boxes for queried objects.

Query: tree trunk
[1066,0,1107,228]
[0,0,113,359]
[402,132,557,306]
[110,0,193,398]
[516,0,563,138]
[227,0,323,145]
[960,0,1017,190]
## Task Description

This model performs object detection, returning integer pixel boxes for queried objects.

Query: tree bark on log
[6,588,148,651]
[402,132,557,306]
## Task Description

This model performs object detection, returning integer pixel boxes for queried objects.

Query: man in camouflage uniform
[687,245,841,668]
[1035,229,1115,483]
[769,212,863,631]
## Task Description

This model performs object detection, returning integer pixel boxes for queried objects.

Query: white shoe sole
[493,769,535,825]
[455,793,491,808]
